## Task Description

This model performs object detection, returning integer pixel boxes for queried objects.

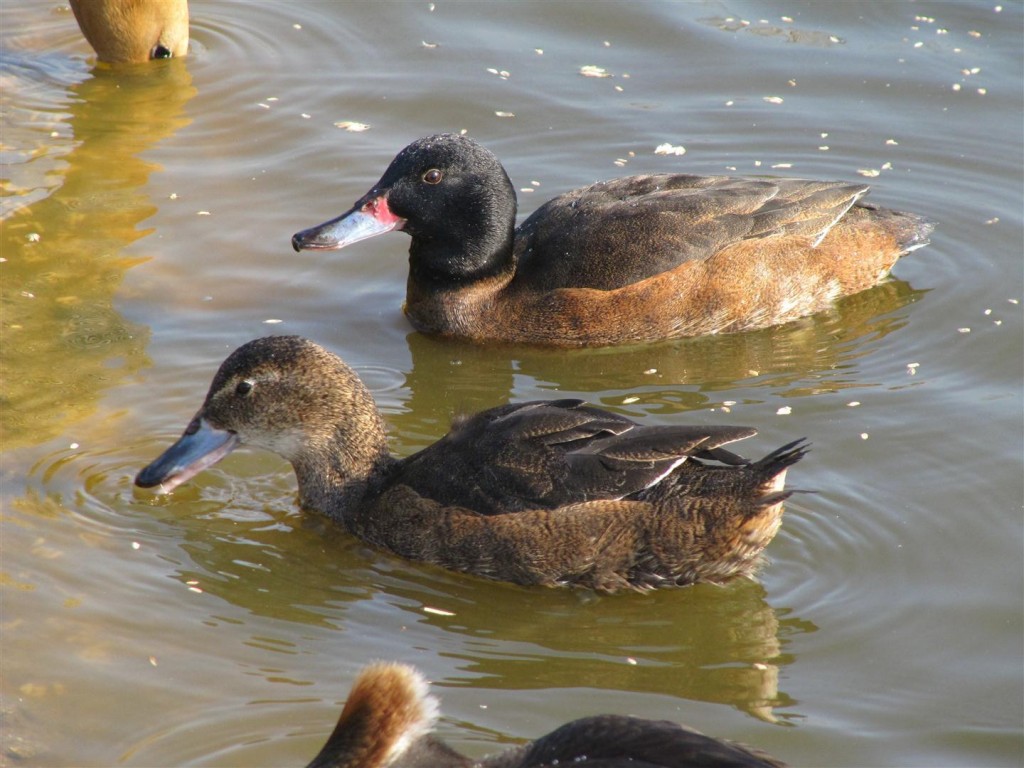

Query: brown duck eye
[423,169,443,185]
[235,380,253,396]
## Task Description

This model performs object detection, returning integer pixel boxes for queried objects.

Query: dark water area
[2,2,1021,766]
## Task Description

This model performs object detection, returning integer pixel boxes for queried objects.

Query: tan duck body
[304,662,787,768]
[136,336,807,593]
[69,0,189,62]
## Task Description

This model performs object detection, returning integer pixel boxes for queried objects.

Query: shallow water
[2,1,1022,766]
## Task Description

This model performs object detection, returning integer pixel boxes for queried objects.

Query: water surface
[2,2,1021,766]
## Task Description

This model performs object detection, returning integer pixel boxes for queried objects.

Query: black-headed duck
[136,336,807,592]
[292,133,933,347]
[69,0,189,63]
[304,662,787,768]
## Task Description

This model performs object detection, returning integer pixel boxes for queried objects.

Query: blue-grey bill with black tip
[291,196,404,252]
[135,416,240,493]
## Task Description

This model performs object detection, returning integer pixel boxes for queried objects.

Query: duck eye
[235,380,254,396]
[422,169,443,185]
[151,44,173,59]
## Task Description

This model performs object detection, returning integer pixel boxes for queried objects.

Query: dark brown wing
[482,714,787,768]
[513,174,867,290]
[392,399,756,515]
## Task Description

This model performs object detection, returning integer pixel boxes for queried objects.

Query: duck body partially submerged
[292,133,933,346]
[304,662,788,768]
[69,0,189,63]
[136,336,807,593]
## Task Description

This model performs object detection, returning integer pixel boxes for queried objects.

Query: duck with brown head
[292,133,933,347]
[136,336,808,593]
[304,663,787,768]
[69,0,189,63]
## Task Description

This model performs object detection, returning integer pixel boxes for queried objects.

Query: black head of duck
[69,0,189,63]
[303,662,787,768]
[292,133,933,347]
[136,336,808,593]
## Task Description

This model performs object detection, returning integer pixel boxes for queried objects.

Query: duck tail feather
[754,438,810,477]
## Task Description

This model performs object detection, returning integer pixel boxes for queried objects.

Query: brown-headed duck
[292,133,933,347]
[135,336,807,593]
[69,0,189,63]
[304,662,787,768]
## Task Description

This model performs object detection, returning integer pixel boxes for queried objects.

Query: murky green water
[2,2,1021,766]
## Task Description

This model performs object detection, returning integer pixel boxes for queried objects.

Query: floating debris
[423,606,455,617]
[763,95,784,104]
[579,65,610,78]
[334,121,370,132]
[776,406,792,415]
[655,143,686,156]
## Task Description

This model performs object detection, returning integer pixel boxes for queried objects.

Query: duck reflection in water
[304,662,787,768]
[3,49,194,449]
[136,336,808,593]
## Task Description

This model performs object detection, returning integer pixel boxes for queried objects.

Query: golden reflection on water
[2,59,195,449]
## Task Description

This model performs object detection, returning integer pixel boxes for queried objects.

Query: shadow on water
[142,489,816,723]
[1,57,194,450]
[394,278,927,439]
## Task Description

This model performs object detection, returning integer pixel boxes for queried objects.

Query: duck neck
[290,385,397,527]
[404,211,517,338]
[407,226,515,288]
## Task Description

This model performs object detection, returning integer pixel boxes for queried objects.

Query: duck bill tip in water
[292,195,405,252]
[135,417,240,493]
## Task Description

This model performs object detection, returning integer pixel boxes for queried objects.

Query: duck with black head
[303,662,788,768]
[135,336,808,593]
[292,133,933,347]
[69,0,188,63]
